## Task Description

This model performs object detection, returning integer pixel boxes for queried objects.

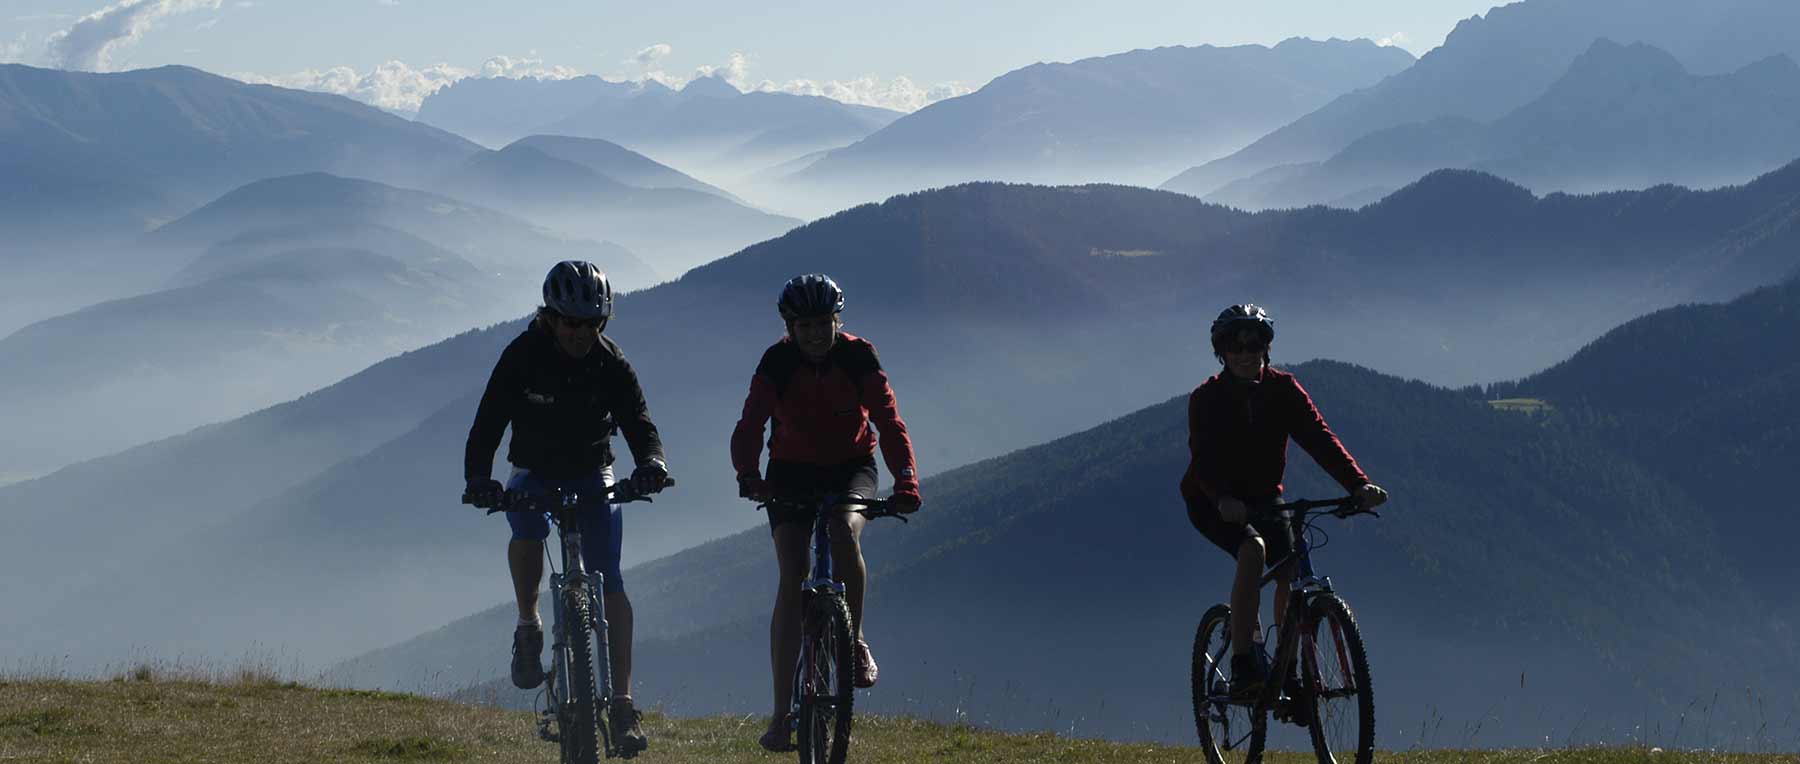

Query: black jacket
[464,320,664,481]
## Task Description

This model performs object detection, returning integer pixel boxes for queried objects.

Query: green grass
[1488,397,1554,414]
[0,677,1793,763]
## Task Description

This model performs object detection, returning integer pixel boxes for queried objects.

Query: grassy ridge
[0,676,1790,763]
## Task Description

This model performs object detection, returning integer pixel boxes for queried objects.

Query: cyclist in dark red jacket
[731,274,921,752]
[1182,303,1388,697]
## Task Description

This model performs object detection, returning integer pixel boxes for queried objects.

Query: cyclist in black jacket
[464,261,669,755]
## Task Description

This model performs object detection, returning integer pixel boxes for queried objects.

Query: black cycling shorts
[764,457,878,533]
[1187,496,1294,567]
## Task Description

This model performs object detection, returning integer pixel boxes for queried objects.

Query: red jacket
[1180,366,1367,507]
[731,333,920,497]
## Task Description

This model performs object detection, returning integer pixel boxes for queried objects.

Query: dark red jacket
[1180,366,1367,507]
[731,333,920,497]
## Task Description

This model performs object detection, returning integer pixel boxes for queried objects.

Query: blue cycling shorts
[505,467,625,594]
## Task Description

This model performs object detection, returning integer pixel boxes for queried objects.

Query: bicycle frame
[1206,499,1368,709]
[771,493,904,735]
[541,498,616,754]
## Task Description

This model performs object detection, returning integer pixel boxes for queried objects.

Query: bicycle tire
[559,586,603,764]
[1300,593,1374,764]
[796,592,855,764]
[1193,603,1267,764]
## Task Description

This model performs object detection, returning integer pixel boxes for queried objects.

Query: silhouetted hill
[15,176,1800,675]
[0,239,511,481]
[0,174,649,477]
[143,172,656,288]
[780,38,1413,214]
[0,64,480,207]
[0,64,489,334]
[1209,41,1800,209]
[510,135,748,203]
[1163,0,1800,197]
[344,358,1796,748]
[1500,274,1800,615]
[439,145,800,274]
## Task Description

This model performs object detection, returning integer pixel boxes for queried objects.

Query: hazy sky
[3,0,1504,110]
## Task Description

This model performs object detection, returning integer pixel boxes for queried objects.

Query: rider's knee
[826,516,859,546]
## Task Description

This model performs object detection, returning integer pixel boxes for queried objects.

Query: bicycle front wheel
[559,586,603,764]
[1300,593,1374,764]
[1193,603,1266,764]
[796,593,854,764]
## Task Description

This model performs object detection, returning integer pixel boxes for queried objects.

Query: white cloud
[0,32,31,64]
[239,55,583,114]
[478,54,579,80]
[48,0,221,72]
[194,18,217,31]
[690,51,749,84]
[755,74,974,112]
[376,0,399,5]
[632,43,670,67]
[238,60,469,113]
[636,51,972,112]
[239,48,962,116]
[1377,31,1410,48]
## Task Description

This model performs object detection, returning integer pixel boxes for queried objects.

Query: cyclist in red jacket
[731,274,922,752]
[1182,303,1389,696]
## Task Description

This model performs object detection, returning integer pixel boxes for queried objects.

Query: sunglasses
[549,313,603,330]
[1222,341,1269,355]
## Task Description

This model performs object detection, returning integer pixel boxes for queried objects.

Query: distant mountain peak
[1566,38,1686,79]
[680,75,741,99]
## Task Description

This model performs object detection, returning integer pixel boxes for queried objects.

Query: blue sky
[3,0,1504,110]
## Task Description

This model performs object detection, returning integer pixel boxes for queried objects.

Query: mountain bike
[1191,496,1379,764]
[758,493,909,764]
[464,477,672,763]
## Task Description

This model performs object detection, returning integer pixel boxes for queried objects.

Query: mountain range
[438,139,800,275]
[1162,0,1800,198]
[0,172,651,480]
[772,38,1415,216]
[1207,40,1800,210]
[12,167,1800,675]
[338,273,1800,747]
[418,75,902,193]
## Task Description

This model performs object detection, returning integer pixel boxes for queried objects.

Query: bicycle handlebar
[1259,496,1380,520]
[753,493,912,523]
[463,477,675,515]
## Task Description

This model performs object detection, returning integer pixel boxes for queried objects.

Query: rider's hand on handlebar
[464,477,504,509]
[629,459,670,496]
[891,491,921,514]
[1216,496,1249,525]
[739,476,772,503]
[1356,483,1389,510]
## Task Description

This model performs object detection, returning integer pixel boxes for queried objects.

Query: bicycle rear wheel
[1193,603,1266,764]
[558,586,603,764]
[796,592,854,764]
[1300,593,1374,764]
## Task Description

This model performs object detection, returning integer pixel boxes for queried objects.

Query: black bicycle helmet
[542,260,613,322]
[1210,303,1275,346]
[777,274,845,320]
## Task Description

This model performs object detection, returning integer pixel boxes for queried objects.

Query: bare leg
[509,539,544,622]
[605,591,633,698]
[768,524,810,732]
[1271,563,1294,634]
[828,508,869,640]
[1230,537,1266,656]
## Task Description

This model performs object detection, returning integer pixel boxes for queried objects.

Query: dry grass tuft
[2,677,1795,763]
